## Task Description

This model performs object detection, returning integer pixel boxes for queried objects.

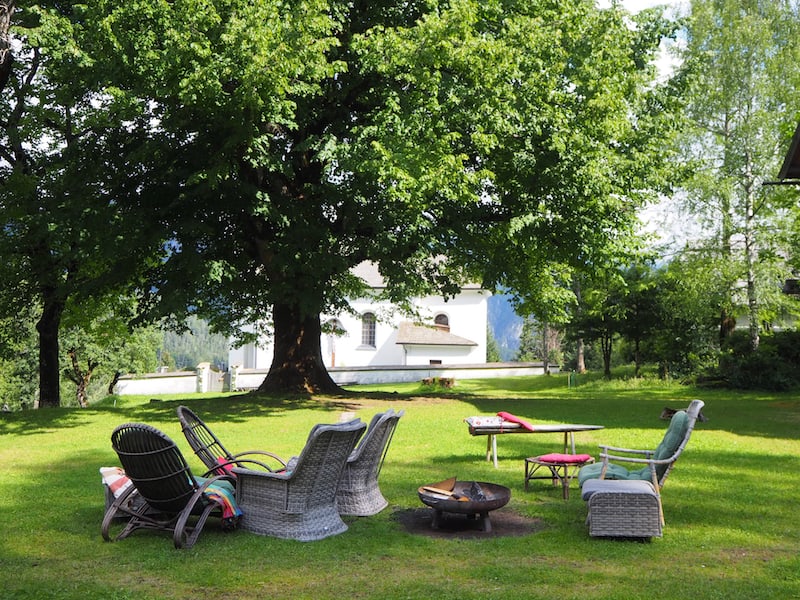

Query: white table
[466,421,604,468]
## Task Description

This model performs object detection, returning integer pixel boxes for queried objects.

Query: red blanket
[497,411,535,431]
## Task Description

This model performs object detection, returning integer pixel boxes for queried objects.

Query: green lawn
[1,373,798,599]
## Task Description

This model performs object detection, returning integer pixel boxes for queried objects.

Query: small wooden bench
[524,453,594,500]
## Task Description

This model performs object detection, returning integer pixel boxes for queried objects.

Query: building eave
[776,122,800,183]
[395,322,478,347]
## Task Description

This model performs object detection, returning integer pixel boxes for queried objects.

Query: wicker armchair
[102,422,240,549]
[578,400,705,537]
[177,405,287,475]
[232,419,366,541]
[578,399,705,490]
[336,409,404,516]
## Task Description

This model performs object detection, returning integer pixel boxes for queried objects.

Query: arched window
[361,312,376,347]
[434,313,450,332]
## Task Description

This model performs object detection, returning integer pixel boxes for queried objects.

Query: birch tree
[677,0,800,350]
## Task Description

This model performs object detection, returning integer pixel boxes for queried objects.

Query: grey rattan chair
[102,422,239,549]
[232,419,366,541]
[177,405,287,475]
[578,400,705,536]
[336,409,403,516]
[578,399,705,491]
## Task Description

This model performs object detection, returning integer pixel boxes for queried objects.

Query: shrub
[717,330,800,391]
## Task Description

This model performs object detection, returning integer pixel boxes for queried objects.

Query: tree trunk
[66,348,98,408]
[108,371,122,395]
[572,278,586,373]
[719,309,736,346]
[36,291,65,408]
[257,302,343,395]
[575,337,586,373]
[0,1,15,94]
[743,160,760,351]
[600,332,612,378]
[541,321,550,375]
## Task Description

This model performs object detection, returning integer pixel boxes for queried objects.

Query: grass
[1,372,799,599]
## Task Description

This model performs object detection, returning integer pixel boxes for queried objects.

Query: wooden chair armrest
[598,444,652,456]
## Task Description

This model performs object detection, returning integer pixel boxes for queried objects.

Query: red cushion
[536,453,592,464]
[216,457,234,474]
[497,411,535,431]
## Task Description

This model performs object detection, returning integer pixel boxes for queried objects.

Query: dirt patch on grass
[393,507,545,539]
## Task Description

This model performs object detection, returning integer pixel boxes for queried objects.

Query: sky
[605,0,685,13]
[599,0,695,251]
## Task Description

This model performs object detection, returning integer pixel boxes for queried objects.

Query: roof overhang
[769,123,800,185]
[395,322,477,347]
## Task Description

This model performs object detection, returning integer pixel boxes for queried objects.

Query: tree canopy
[3,0,681,399]
[0,2,167,406]
[675,0,800,350]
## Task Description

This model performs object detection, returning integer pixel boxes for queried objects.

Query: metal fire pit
[417,479,511,533]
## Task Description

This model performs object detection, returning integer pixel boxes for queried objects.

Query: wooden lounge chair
[336,409,404,516]
[233,419,366,541]
[102,422,241,549]
[177,405,287,475]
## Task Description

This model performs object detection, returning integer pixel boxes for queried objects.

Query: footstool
[524,453,594,500]
[581,479,663,538]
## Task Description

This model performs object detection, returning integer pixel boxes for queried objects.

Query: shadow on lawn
[3,379,799,444]
[0,392,361,436]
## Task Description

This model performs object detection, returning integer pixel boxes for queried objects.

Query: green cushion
[578,411,689,486]
[651,411,688,478]
[654,411,688,461]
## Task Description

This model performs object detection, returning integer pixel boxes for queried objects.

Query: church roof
[352,261,484,290]
[395,322,478,347]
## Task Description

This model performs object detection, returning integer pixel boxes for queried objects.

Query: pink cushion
[216,457,234,474]
[497,411,535,431]
[536,453,592,464]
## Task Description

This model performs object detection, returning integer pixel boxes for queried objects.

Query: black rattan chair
[102,422,240,549]
[177,405,287,476]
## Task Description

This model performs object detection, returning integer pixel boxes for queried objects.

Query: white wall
[229,288,490,370]
[231,362,557,389]
[115,372,198,395]
[115,363,224,395]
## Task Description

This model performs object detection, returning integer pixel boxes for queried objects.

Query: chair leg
[651,473,665,526]
[174,502,219,549]
[174,488,222,549]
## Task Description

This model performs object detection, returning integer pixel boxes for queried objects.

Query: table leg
[431,509,442,529]
[492,435,498,468]
[480,512,492,533]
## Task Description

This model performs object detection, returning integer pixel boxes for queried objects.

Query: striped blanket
[100,466,133,499]
[100,467,242,527]
[199,477,243,525]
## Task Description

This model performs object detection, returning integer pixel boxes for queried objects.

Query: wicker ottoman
[581,479,662,539]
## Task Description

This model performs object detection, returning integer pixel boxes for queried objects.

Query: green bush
[718,330,800,391]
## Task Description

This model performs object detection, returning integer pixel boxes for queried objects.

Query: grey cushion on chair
[581,478,657,501]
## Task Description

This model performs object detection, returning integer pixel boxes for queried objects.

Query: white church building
[228,262,490,373]
[114,263,553,394]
